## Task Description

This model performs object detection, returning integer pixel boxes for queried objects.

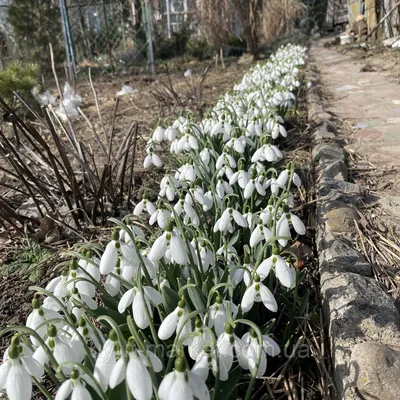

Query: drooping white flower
[26,297,61,346]
[158,299,192,340]
[208,297,238,337]
[33,324,83,374]
[133,198,157,217]
[109,346,162,400]
[55,369,93,400]
[93,330,120,391]
[258,252,296,288]
[213,207,247,233]
[0,339,43,400]
[188,319,212,361]
[250,220,273,248]
[192,345,228,381]
[241,275,278,313]
[276,210,306,247]
[241,330,281,377]
[216,324,245,374]
[148,223,188,265]
[144,151,163,168]
[159,357,210,400]
[118,286,162,329]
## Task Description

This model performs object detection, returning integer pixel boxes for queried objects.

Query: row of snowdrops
[0,44,309,400]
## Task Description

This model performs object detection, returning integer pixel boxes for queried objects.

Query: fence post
[144,0,156,76]
[60,0,77,82]
[102,0,115,73]
[166,0,171,38]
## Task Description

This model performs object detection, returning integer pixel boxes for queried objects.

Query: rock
[383,36,400,47]
[350,342,400,400]
[322,160,348,181]
[318,180,364,204]
[319,238,371,276]
[324,204,359,233]
[311,111,333,124]
[17,198,46,221]
[313,128,336,141]
[237,53,253,65]
[321,272,400,399]
[313,143,345,164]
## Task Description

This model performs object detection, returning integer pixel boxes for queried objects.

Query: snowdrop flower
[93,330,120,391]
[158,299,192,340]
[188,319,212,360]
[159,357,209,400]
[244,175,266,199]
[215,177,233,198]
[229,167,249,189]
[265,176,286,196]
[216,324,246,374]
[225,136,246,153]
[46,268,69,299]
[149,208,171,229]
[184,69,192,78]
[210,118,232,141]
[208,297,238,337]
[257,251,296,288]
[133,197,156,217]
[176,133,199,153]
[99,230,120,274]
[159,175,179,201]
[241,330,281,377]
[118,286,162,329]
[104,263,121,296]
[109,344,162,400]
[213,207,247,233]
[152,126,165,142]
[251,144,282,163]
[216,152,237,170]
[174,197,200,226]
[165,126,178,141]
[0,337,43,400]
[144,150,163,168]
[241,274,278,313]
[55,369,93,400]
[250,219,273,248]
[149,221,188,264]
[26,296,61,346]
[276,207,306,247]
[33,325,83,374]
[192,345,227,381]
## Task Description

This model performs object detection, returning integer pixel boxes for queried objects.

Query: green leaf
[216,365,242,400]
[162,285,180,314]
[107,381,129,400]
[187,284,206,311]
[297,290,310,317]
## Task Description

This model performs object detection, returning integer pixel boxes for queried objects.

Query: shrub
[187,37,214,60]
[154,25,192,60]
[0,61,38,102]
[7,0,64,69]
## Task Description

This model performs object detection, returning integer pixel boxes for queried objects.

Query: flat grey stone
[322,160,348,181]
[350,342,400,400]
[318,180,364,204]
[319,238,372,276]
[313,143,345,164]
[322,202,360,233]
[321,272,400,399]
[313,128,336,141]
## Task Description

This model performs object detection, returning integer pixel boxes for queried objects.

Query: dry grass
[261,0,306,42]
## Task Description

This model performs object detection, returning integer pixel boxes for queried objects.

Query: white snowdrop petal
[259,284,278,312]
[55,379,73,400]
[127,356,153,400]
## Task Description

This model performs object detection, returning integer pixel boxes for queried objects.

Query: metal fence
[63,0,154,77]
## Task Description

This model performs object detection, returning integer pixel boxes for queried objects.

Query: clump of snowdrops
[0,44,309,400]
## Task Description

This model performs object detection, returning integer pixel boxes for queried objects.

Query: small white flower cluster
[0,44,308,400]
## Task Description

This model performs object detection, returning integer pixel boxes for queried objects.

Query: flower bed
[0,44,309,400]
